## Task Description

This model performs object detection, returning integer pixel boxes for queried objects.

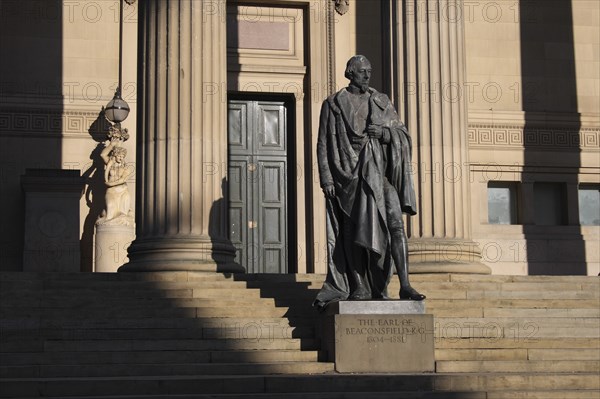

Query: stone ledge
[325,300,426,315]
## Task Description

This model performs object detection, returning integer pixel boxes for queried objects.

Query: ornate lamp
[105,0,135,127]
[105,88,130,125]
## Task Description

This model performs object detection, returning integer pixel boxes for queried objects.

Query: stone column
[120,0,243,273]
[395,0,490,273]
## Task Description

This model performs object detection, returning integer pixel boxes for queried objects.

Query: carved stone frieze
[0,109,110,139]
[468,124,600,150]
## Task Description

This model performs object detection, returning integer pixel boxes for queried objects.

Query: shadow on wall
[355,0,384,92]
[0,0,63,271]
[80,110,113,272]
[520,0,586,275]
[208,177,241,273]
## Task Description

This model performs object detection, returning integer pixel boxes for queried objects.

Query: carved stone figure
[314,55,425,310]
[334,0,350,15]
[96,128,134,227]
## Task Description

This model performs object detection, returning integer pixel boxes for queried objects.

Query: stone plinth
[319,301,435,373]
[21,169,84,272]
[95,224,135,273]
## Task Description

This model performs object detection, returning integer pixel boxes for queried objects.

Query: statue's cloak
[314,88,417,309]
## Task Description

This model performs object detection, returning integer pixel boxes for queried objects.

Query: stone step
[433,317,600,338]
[5,278,595,295]
[450,274,598,284]
[0,316,317,332]
[0,325,316,341]
[0,287,318,302]
[3,338,320,353]
[233,274,326,283]
[0,297,281,309]
[14,393,492,399]
[426,298,600,309]
[3,285,596,303]
[0,279,320,290]
[3,304,597,324]
[238,273,599,285]
[0,373,598,397]
[0,349,322,366]
[466,290,599,300]
[0,295,315,309]
[486,391,600,399]
[4,300,598,320]
[2,272,596,284]
[0,280,247,290]
[482,308,600,318]
[435,348,599,361]
[435,337,599,350]
[0,305,315,319]
[400,281,597,292]
[527,348,600,361]
[4,299,597,320]
[388,288,600,300]
[430,373,599,391]
[1,280,322,294]
[436,360,600,373]
[427,306,600,318]
[0,361,335,378]
[0,287,254,298]
[30,392,600,399]
[0,272,322,283]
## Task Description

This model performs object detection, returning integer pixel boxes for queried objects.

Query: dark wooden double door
[228,99,289,273]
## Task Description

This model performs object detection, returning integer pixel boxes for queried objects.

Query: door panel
[227,159,250,268]
[227,102,251,151]
[257,159,287,273]
[228,100,288,273]
[257,103,286,154]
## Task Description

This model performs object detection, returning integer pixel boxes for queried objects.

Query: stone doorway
[227,97,296,273]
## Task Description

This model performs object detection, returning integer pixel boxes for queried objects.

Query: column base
[408,239,492,274]
[410,261,491,274]
[119,261,244,273]
[119,236,245,274]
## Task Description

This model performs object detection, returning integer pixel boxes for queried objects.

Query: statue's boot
[349,269,371,300]
[391,230,426,301]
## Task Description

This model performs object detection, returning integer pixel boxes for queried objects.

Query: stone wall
[0,0,137,271]
[464,0,600,275]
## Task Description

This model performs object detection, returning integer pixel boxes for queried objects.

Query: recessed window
[579,185,600,226]
[488,182,519,224]
[534,182,566,226]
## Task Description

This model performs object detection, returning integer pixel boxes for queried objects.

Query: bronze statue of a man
[314,55,425,310]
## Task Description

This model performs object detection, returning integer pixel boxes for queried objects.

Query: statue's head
[111,146,127,163]
[344,55,371,93]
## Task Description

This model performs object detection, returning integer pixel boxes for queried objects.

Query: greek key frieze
[468,124,599,150]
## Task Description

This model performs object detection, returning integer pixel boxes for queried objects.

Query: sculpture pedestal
[95,223,135,273]
[319,301,435,373]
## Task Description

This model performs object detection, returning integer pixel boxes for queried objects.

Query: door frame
[227,92,297,273]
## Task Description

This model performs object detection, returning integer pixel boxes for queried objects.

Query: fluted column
[396,0,490,273]
[120,0,243,272]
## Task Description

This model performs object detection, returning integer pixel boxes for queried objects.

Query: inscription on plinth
[335,313,434,373]
[318,301,435,373]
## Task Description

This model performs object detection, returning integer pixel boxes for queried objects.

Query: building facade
[1,0,598,275]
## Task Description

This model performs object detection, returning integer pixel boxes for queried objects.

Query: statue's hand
[366,124,383,140]
[323,184,335,199]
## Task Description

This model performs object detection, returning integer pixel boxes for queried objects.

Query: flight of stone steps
[0,271,598,398]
